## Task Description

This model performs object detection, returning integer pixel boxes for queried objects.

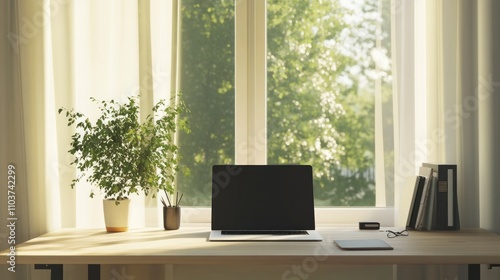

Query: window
[178,0,394,209]
[177,0,235,206]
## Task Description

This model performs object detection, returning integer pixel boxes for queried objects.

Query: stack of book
[406,163,460,231]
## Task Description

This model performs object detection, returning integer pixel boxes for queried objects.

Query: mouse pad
[334,239,393,250]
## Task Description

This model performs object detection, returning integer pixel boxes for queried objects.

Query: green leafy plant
[58,95,189,201]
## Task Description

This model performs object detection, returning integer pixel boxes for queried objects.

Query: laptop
[209,165,322,241]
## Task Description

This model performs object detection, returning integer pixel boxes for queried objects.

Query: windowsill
[179,207,395,227]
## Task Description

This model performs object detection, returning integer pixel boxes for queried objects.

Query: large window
[178,0,393,207]
[177,0,236,206]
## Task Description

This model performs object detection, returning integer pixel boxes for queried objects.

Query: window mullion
[235,0,267,164]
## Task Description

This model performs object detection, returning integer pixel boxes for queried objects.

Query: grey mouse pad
[334,239,393,250]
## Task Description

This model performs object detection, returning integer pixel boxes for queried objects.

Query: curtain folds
[394,0,500,278]
[1,0,32,279]
[1,0,179,279]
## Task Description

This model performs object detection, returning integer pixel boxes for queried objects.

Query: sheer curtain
[394,0,500,279]
[1,0,179,279]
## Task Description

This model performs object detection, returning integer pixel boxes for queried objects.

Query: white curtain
[394,0,500,279]
[0,0,179,279]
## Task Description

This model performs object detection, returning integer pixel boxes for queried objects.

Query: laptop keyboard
[221,230,309,235]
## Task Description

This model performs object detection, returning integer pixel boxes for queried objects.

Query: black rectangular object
[422,163,459,230]
[359,222,380,230]
[211,165,315,231]
[406,176,425,229]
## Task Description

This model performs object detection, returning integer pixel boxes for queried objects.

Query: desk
[1,226,500,280]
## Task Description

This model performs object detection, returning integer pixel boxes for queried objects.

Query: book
[422,163,459,230]
[406,175,425,229]
[422,170,438,230]
[415,166,433,229]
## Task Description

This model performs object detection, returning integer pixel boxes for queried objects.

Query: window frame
[181,0,396,226]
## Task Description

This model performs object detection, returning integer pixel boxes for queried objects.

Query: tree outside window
[177,0,393,207]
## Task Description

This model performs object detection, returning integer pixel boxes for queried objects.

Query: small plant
[58,95,189,201]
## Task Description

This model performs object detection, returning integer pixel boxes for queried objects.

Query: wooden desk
[2,226,500,279]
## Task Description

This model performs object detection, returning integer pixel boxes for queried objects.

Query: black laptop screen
[211,165,316,231]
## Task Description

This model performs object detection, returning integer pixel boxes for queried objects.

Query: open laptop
[209,165,322,241]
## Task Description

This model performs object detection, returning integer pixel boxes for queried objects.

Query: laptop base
[208,230,323,241]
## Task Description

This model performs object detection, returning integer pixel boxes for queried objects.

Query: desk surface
[2,226,500,265]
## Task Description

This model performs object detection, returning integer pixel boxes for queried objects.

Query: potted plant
[59,94,189,232]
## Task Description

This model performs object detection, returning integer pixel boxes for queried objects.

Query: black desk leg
[88,264,101,280]
[35,264,63,280]
[468,264,480,280]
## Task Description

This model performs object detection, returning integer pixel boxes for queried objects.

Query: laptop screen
[211,165,316,231]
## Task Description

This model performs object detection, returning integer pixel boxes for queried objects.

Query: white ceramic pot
[103,199,131,232]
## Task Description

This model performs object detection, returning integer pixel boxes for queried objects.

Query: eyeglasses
[386,230,409,238]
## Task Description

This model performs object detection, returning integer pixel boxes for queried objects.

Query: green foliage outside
[177,0,235,205]
[177,0,393,206]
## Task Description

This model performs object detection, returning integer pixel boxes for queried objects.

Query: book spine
[415,167,433,230]
[447,168,454,227]
[422,163,459,230]
[407,176,425,229]
[406,176,421,229]
[422,171,438,230]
